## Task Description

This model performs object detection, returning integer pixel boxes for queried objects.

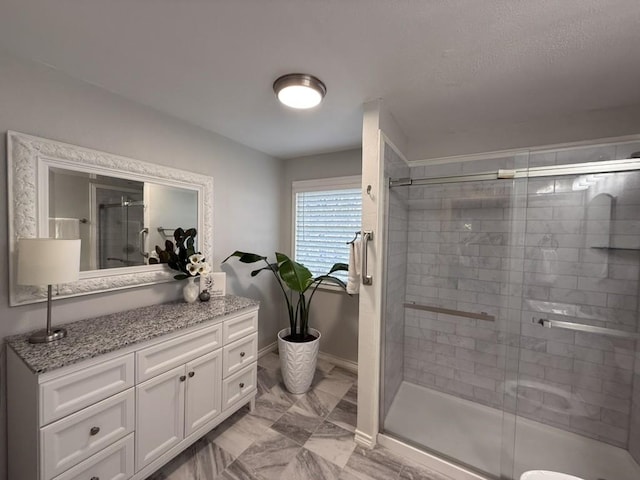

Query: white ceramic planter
[277,327,321,394]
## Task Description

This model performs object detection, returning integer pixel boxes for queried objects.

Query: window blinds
[294,188,362,279]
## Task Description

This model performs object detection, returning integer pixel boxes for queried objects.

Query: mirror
[48,167,198,271]
[8,131,213,306]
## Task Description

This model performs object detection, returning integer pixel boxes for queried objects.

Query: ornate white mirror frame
[8,131,214,306]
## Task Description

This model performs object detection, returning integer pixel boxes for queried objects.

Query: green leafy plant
[223,251,349,342]
[150,227,210,280]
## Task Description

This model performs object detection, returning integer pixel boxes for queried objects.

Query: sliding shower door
[507,167,640,480]
[382,154,640,479]
[382,172,529,478]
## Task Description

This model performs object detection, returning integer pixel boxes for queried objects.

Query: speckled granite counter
[6,294,259,374]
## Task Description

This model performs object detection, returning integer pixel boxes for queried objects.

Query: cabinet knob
[188,371,195,378]
[240,351,246,357]
[239,382,245,388]
[180,375,186,382]
[89,426,100,436]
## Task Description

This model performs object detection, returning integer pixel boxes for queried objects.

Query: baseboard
[377,434,487,480]
[318,351,358,374]
[258,341,277,358]
[258,343,357,374]
[354,429,376,449]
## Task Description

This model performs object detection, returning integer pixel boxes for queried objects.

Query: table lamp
[17,238,81,343]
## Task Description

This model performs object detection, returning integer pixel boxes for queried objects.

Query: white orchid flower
[197,262,211,275]
[189,253,204,264]
[187,263,200,276]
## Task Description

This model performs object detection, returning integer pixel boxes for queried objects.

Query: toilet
[520,471,585,480]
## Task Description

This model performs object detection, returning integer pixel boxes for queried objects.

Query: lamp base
[28,327,67,344]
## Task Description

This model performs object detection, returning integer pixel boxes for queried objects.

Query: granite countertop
[6,294,259,375]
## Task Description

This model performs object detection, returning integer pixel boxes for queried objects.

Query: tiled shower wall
[401,141,640,449]
[383,143,409,415]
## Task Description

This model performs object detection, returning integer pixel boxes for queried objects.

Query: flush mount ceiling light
[273,73,326,109]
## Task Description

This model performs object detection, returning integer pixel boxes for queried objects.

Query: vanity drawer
[137,322,222,382]
[223,332,257,378]
[223,311,257,345]
[52,433,134,480]
[40,354,134,425]
[222,363,257,410]
[41,389,135,480]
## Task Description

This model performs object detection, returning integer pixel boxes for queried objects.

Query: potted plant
[151,227,211,303]
[223,251,348,394]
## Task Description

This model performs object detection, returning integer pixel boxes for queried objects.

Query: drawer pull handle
[188,371,195,378]
[180,375,187,382]
[90,477,99,480]
[89,426,100,436]
[239,382,245,388]
[240,351,246,357]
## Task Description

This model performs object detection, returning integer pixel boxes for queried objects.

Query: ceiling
[1,0,639,160]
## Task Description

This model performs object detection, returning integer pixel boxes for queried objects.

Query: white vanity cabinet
[7,303,259,480]
[136,349,223,470]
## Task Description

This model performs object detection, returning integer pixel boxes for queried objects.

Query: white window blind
[293,179,361,280]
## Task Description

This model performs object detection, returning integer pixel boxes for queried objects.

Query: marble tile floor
[146,352,452,480]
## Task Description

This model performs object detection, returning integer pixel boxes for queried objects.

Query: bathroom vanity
[6,295,259,480]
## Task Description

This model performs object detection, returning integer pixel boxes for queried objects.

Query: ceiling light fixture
[273,73,326,109]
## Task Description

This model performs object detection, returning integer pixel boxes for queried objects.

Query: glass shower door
[507,168,640,480]
[382,174,529,478]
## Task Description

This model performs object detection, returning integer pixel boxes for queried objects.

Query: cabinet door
[135,365,185,471]
[184,349,222,437]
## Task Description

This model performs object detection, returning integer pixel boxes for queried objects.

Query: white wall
[282,149,362,363]
[0,50,285,480]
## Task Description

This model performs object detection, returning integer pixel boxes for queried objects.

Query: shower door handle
[533,317,640,340]
[362,230,373,286]
[138,227,149,258]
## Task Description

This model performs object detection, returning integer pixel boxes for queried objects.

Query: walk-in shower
[380,140,640,480]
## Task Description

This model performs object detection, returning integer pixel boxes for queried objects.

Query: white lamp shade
[17,238,81,286]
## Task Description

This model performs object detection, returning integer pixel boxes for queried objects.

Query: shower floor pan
[384,381,640,480]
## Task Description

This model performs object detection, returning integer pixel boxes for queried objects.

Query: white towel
[49,218,80,239]
[347,239,362,294]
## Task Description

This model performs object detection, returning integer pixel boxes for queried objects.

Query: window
[292,176,362,281]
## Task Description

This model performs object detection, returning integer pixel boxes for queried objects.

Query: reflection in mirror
[48,168,198,272]
[9,131,212,306]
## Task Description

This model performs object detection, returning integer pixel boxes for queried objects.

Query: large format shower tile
[327,399,358,432]
[343,384,358,405]
[271,403,325,445]
[281,448,343,480]
[193,439,234,478]
[341,446,404,480]
[296,388,342,418]
[206,408,273,458]
[399,461,452,480]
[234,428,300,480]
[305,421,356,468]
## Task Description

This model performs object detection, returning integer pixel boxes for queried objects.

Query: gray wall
[0,50,285,480]
[282,149,362,363]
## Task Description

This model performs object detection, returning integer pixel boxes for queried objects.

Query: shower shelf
[590,246,640,251]
[403,302,494,322]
